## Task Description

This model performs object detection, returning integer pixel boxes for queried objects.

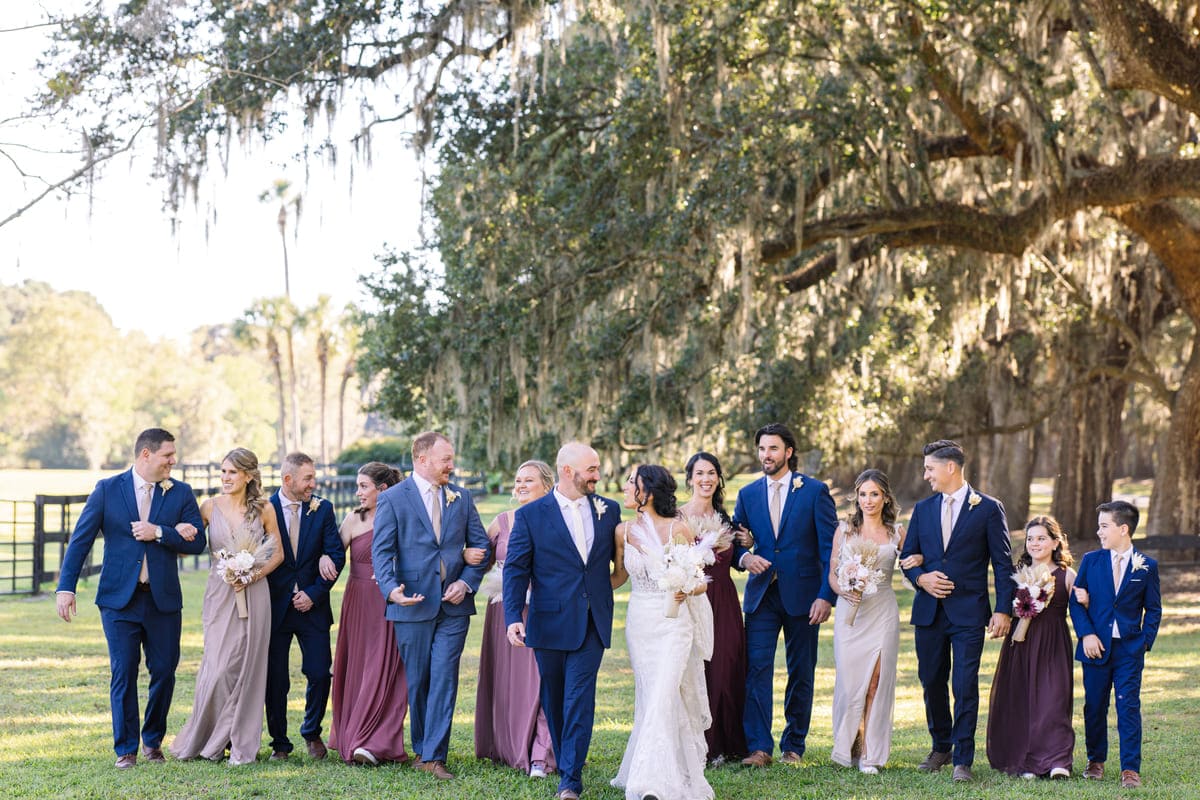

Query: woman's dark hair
[1020,515,1074,568]
[685,452,730,525]
[754,422,799,471]
[848,468,899,533]
[355,461,402,520]
[634,464,678,518]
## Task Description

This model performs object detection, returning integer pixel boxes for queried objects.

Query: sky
[0,6,427,342]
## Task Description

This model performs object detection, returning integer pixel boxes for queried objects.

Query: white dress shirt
[554,488,595,557]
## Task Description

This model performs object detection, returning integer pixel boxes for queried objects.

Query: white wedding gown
[611,515,714,800]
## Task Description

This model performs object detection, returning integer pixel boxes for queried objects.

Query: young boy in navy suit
[1069,500,1162,789]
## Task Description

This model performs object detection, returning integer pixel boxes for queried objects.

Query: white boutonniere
[791,475,804,493]
[1131,552,1147,572]
[159,478,174,495]
[592,496,607,517]
[308,497,321,513]
[967,492,982,509]
[445,488,460,505]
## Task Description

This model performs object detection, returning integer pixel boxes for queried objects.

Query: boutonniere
[592,496,607,517]
[308,497,321,513]
[445,488,460,505]
[791,475,804,493]
[159,478,174,495]
[967,492,982,509]
[1131,552,1147,572]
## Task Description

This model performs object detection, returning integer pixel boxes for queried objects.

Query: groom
[899,439,1014,782]
[504,442,621,800]
[55,428,205,768]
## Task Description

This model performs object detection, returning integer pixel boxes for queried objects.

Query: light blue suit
[372,477,489,762]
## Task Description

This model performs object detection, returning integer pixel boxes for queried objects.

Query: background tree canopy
[29,0,1200,539]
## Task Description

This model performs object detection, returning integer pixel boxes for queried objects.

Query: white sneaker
[859,764,879,775]
[352,748,378,766]
[529,761,547,778]
[1020,772,1036,780]
[1050,767,1070,779]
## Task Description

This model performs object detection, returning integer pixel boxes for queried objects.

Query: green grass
[2,535,1198,800]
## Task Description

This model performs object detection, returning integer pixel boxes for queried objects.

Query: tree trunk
[267,332,287,464]
[974,350,1036,530]
[317,334,329,464]
[285,326,301,453]
[337,357,354,459]
[1147,339,1200,535]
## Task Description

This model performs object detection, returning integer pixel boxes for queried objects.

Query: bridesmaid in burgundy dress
[475,460,557,777]
[329,462,411,766]
[679,451,749,765]
[986,515,1076,779]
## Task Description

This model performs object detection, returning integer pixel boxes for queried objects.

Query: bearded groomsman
[266,451,345,760]
[55,428,205,768]
[373,431,490,780]
[733,422,838,767]
[899,439,1014,783]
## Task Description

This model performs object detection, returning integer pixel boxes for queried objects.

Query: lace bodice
[625,542,666,594]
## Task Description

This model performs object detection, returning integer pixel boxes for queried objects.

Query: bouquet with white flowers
[1010,562,1055,643]
[215,523,274,619]
[631,514,720,618]
[835,536,885,626]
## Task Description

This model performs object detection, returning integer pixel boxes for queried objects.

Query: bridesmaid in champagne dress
[475,460,557,776]
[679,451,748,765]
[328,462,410,765]
[171,448,283,765]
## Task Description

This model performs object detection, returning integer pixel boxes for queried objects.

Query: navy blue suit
[899,486,1013,767]
[732,472,837,757]
[372,478,489,763]
[56,469,205,756]
[1069,547,1161,772]
[265,491,344,752]
[503,491,620,794]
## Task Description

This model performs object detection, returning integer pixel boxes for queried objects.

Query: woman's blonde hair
[223,447,266,523]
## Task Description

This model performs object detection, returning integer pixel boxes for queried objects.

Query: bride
[611,464,714,800]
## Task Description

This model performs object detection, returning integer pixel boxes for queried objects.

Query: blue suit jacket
[56,469,205,613]
[900,487,1014,627]
[732,472,838,616]
[267,491,344,628]
[503,492,620,650]
[1070,548,1162,664]
[372,478,490,623]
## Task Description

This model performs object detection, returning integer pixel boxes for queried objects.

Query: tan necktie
[769,481,783,536]
[430,486,446,581]
[287,503,301,560]
[941,495,954,550]
[1113,552,1125,593]
[138,483,152,583]
[568,500,588,562]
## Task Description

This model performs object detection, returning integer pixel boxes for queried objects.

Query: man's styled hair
[283,451,315,475]
[754,422,799,472]
[923,439,965,467]
[411,431,451,460]
[1097,500,1140,536]
[134,428,174,457]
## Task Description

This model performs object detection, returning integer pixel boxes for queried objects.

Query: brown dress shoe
[115,753,137,769]
[779,751,802,765]
[416,759,455,780]
[1083,761,1104,780]
[917,750,952,772]
[142,747,165,763]
[554,791,580,800]
[741,750,773,767]
[305,739,328,760]
[1121,770,1142,788]
[952,764,973,782]
[269,750,289,761]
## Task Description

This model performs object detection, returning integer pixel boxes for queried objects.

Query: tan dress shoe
[305,739,328,760]
[1121,770,1142,788]
[952,764,973,782]
[1083,761,1104,780]
[269,750,289,761]
[115,753,137,769]
[779,751,802,765]
[554,791,579,800]
[741,750,773,767]
[917,750,952,772]
[416,760,455,780]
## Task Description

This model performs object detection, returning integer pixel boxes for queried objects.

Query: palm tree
[235,299,292,462]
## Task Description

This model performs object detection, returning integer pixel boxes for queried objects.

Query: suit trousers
[392,611,471,763]
[913,604,985,766]
[534,618,606,794]
[99,590,182,755]
[1082,637,1145,772]
[743,580,820,755]
[266,607,333,751]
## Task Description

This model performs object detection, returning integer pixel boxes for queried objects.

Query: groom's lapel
[544,494,578,555]
[120,470,139,521]
[778,472,802,533]
[945,485,973,549]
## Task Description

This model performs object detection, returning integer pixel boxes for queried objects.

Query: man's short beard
[573,473,595,496]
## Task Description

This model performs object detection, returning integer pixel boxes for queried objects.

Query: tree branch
[1087,0,1200,116]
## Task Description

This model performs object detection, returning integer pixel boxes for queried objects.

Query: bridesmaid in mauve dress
[171,448,284,765]
[328,462,409,766]
[475,460,557,777]
[986,516,1076,779]
[680,451,748,765]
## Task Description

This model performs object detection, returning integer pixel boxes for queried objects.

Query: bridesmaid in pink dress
[474,460,557,777]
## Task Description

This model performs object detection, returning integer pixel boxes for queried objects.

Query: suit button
[582,593,589,600]
[774,549,780,554]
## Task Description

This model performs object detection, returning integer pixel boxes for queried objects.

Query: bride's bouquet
[835,536,885,626]
[656,538,717,618]
[214,524,274,619]
[1010,562,1055,642]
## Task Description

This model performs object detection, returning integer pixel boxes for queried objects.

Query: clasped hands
[131,521,198,542]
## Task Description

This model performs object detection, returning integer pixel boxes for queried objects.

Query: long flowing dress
[474,511,556,773]
[830,523,900,770]
[986,566,1075,775]
[169,512,271,765]
[329,530,409,764]
[611,515,714,800]
[700,535,747,762]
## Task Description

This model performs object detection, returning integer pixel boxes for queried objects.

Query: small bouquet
[1010,562,1055,642]
[215,524,274,619]
[682,513,734,553]
[478,561,504,605]
[657,539,717,618]
[836,536,885,626]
